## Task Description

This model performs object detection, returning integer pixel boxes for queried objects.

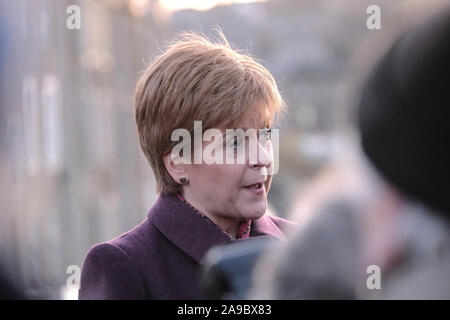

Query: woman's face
[182,113,274,222]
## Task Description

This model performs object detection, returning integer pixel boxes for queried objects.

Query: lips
[244,182,262,188]
[243,181,265,195]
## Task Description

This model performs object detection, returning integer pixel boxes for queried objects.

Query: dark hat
[358,8,450,214]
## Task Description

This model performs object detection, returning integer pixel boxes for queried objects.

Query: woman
[78,32,295,299]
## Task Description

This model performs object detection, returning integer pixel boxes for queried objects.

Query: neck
[180,191,240,239]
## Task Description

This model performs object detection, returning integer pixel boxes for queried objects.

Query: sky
[159,0,267,12]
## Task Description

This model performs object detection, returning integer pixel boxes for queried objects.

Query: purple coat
[78,193,295,300]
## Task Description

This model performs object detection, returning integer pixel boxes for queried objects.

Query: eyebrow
[219,127,271,141]
[235,126,271,131]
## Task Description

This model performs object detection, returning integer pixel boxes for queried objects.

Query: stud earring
[179,176,189,184]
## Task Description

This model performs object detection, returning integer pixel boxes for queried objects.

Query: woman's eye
[226,138,242,151]
[261,128,272,140]
[232,139,242,150]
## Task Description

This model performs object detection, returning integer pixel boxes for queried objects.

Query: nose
[249,140,272,169]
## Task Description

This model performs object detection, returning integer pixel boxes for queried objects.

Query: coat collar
[147,193,286,263]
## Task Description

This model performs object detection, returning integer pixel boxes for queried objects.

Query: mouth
[243,182,265,195]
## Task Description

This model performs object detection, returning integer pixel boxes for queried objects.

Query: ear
[163,152,188,184]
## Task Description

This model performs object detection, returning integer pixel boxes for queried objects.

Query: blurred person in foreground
[79,31,295,300]
[251,5,450,299]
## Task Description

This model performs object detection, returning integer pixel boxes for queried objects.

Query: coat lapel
[148,193,287,263]
[148,193,232,263]
[250,215,287,241]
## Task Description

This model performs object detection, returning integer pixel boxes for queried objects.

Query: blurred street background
[0,0,412,298]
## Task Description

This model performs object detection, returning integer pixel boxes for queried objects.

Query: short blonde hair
[134,31,284,194]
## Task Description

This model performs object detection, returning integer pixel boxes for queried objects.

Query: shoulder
[79,241,146,299]
[109,218,155,254]
[79,219,157,300]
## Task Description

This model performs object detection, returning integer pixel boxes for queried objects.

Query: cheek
[192,164,246,191]
[213,165,246,190]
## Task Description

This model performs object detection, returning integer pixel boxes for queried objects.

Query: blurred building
[0,0,168,298]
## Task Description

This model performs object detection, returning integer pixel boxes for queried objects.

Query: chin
[242,201,267,219]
